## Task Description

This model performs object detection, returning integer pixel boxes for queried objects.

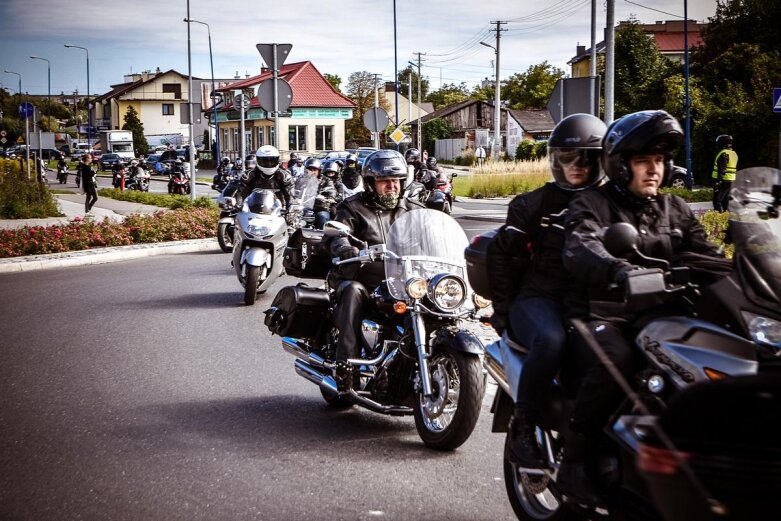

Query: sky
[0,0,717,99]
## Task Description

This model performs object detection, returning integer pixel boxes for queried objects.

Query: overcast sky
[1,0,717,98]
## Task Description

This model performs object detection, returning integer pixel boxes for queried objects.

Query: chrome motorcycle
[265,209,488,450]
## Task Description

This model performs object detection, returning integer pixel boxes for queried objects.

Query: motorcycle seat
[502,331,529,355]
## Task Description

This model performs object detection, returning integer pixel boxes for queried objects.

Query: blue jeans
[314,210,330,230]
[508,295,567,416]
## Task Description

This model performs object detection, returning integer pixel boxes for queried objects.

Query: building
[419,99,504,160]
[213,61,355,161]
[90,69,234,149]
[568,19,708,77]
[506,109,555,158]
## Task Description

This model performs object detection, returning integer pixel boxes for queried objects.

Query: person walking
[711,134,738,212]
[78,153,99,213]
[475,145,486,167]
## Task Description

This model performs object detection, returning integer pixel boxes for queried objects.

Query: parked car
[356,147,378,168]
[99,153,122,171]
[314,150,351,163]
[144,154,162,171]
[37,148,63,161]
[665,165,693,190]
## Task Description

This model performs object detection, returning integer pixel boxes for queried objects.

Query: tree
[344,71,391,145]
[426,82,470,110]
[397,66,430,102]
[122,106,149,156]
[470,83,494,102]
[422,117,453,155]
[324,73,342,91]
[502,62,565,109]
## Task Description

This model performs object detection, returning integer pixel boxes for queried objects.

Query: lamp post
[184,17,220,164]
[4,69,30,178]
[3,70,22,116]
[30,56,51,130]
[184,5,196,201]
[64,44,90,148]
[480,40,501,160]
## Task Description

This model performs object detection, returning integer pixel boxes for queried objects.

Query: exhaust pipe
[282,337,328,368]
[294,359,338,394]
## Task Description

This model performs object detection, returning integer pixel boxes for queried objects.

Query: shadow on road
[137,291,254,309]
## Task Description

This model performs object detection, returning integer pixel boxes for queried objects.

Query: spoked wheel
[217,222,233,253]
[413,350,484,451]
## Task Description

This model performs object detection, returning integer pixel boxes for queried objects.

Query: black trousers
[713,181,732,212]
[570,320,640,436]
[333,280,370,362]
[84,185,98,212]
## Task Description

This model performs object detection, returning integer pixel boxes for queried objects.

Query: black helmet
[322,160,340,177]
[345,153,358,166]
[244,154,257,170]
[716,134,733,148]
[548,113,607,191]
[362,150,408,194]
[304,157,322,171]
[221,157,230,164]
[425,156,438,170]
[404,147,421,165]
[602,110,683,188]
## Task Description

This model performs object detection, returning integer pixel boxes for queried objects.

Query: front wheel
[244,265,261,305]
[217,222,233,253]
[413,350,484,450]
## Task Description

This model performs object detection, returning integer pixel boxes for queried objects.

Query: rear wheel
[244,265,260,305]
[217,223,233,253]
[504,431,566,520]
[413,350,484,450]
[669,175,687,189]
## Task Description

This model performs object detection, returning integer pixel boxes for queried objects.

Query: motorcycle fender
[432,328,484,356]
[242,247,271,268]
[218,216,235,225]
[490,387,514,433]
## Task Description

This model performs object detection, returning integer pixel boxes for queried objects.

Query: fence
[435,138,467,161]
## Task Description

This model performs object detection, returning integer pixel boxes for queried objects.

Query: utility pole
[412,52,425,151]
[604,0,616,123]
[373,73,382,149]
[487,21,506,160]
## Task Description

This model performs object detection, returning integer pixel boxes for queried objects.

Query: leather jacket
[238,167,295,209]
[563,181,726,317]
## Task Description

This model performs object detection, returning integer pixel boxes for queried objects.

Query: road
[0,218,516,521]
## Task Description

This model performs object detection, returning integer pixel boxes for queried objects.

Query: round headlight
[428,274,466,311]
[405,277,427,300]
[473,293,492,309]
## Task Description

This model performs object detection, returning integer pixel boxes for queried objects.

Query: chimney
[576,45,585,56]
[245,71,250,79]
[261,66,269,74]
[155,67,161,74]
[234,70,241,80]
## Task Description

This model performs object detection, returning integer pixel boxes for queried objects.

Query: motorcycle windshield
[293,175,320,210]
[384,209,470,301]
[244,189,281,215]
[729,167,781,305]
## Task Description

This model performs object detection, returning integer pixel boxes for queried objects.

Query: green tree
[425,82,470,110]
[470,83,494,102]
[122,106,149,156]
[345,71,391,145]
[397,66,430,102]
[324,73,342,91]
[421,117,453,154]
[502,61,565,109]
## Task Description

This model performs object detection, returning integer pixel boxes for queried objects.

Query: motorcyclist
[558,110,731,504]
[244,154,257,172]
[111,159,126,188]
[57,156,68,183]
[237,145,295,211]
[486,113,607,469]
[301,158,338,229]
[213,157,232,189]
[340,153,364,198]
[128,159,144,180]
[404,147,426,181]
[329,150,424,392]
[167,158,187,194]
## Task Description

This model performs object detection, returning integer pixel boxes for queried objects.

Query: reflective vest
[712,149,738,181]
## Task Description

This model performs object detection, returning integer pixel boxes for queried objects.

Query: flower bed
[0,207,219,258]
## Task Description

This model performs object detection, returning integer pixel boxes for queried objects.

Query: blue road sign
[774,88,781,113]
[18,102,35,119]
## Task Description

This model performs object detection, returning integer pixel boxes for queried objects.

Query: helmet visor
[258,156,279,169]
[554,148,599,168]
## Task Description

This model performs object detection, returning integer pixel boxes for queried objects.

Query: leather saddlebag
[283,228,331,278]
[264,283,330,338]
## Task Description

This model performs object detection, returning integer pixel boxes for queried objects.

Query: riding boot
[556,432,602,506]
[333,360,355,393]
[506,410,547,469]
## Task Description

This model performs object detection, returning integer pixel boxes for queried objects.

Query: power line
[623,0,683,19]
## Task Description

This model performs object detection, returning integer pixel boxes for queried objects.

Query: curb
[0,238,221,274]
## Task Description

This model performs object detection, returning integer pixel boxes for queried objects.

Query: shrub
[660,187,712,203]
[98,188,216,210]
[534,141,548,160]
[0,159,62,218]
[460,149,475,166]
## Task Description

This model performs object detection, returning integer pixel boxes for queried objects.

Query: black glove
[335,246,359,260]
[490,313,508,335]
[612,263,641,284]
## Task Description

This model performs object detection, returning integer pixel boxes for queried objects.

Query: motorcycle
[124,167,151,192]
[467,166,781,520]
[57,164,68,184]
[216,178,242,253]
[170,169,191,195]
[406,169,455,213]
[286,175,320,231]
[265,209,488,450]
[229,189,288,305]
[212,163,237,192]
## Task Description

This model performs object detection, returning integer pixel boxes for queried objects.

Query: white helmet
[130,159,138,167]
[256,145,280,177]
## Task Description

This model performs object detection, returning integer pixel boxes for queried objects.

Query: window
[162,83,182,99]
[288,125,307,151]
[255,126,265,148]
[162,104,174,116]
[315,125,334,151]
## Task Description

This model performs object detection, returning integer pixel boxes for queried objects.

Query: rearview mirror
[323,221,351,237]
[604,222,639,258]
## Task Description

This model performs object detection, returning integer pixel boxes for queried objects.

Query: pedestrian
[475,145,486,167]
[78,153,99,213]
[711,134,737,212]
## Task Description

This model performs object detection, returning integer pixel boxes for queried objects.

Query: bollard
[120,171,125,191]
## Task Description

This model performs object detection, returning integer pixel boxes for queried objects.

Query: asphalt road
[0,219,515,521]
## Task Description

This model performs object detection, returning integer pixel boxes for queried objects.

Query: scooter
[227,189,288,305]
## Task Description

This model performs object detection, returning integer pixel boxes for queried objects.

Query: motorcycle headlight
[405,277,427,300]
[743,312,781,353]
[473,293,492,309]
[248,224,271,236]
[428,274,466,311]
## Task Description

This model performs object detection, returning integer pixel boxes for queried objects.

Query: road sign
[547,77,600,124]
[0,129,6,137]
[389,127,406,145]
[363,107,389,133]
[256,44,292,69]
[257,78,293,113]
[773,88,781,113]
[0,137,6,145]
[18,102,35,119]
[234,93,250,109]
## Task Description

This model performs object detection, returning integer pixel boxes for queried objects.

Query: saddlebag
[264,283,330,338]
[283,228,331,278]
[464,228,497,299]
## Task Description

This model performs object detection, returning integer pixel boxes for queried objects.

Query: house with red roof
[568,19,707,78]
[213,61,355,160]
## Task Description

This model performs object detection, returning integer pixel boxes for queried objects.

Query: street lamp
[30,56,51,130]
[184,17,220,163]
[3,70,22,114]
[4,69,31,178]
[480,41,501,160]
[64,44,90,148]
[184,4,196,201]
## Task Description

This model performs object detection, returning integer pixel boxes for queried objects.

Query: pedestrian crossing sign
[774,88,781,113]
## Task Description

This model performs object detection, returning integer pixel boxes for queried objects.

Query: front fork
[411,308,434,397]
